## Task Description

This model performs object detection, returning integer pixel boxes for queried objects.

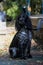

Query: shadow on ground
[0,49,43,65]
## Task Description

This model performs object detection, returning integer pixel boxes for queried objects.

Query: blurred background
[0,0,43,62]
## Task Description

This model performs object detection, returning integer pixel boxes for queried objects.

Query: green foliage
[3,0,42,18]
[6,2,20,19]
[30,0,42,15]
[3,0,26,19]
[17,0,26,5]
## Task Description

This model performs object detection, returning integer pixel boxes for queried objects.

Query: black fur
[15,12,33,32]
[9,7,32,59]
[9,28,32,59]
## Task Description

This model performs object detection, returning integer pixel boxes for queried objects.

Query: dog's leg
[27,41,32,58]
[9,47,17,58]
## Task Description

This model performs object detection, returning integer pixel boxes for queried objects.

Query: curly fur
[9,9,32,59]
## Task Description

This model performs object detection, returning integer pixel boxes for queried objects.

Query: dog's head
[15,6,32,31]
[15,14,26,31]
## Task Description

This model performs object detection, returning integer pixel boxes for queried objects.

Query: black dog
[9,28,32,59]
[9,6,32,59]
[15,6,32,31]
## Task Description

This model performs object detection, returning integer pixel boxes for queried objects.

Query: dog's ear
[15,15,22,31]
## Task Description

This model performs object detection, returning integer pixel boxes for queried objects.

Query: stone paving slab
[0,48,43,65]
[0,50,43,65]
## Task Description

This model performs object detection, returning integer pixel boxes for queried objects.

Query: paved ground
[0,50,43,65]
[0,27,43,65]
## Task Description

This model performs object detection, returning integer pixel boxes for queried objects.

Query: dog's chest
[17,30,29,44]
